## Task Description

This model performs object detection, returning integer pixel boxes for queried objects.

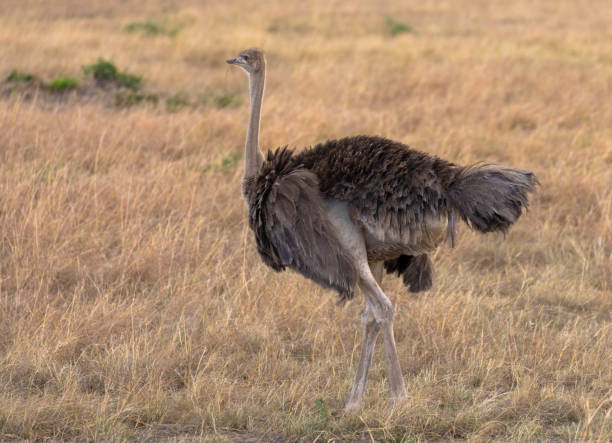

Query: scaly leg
[359,267,407,404]
[344,303,379,411]
[344,262,388,411]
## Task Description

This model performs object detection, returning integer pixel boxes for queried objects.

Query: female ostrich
[227,48,537,410]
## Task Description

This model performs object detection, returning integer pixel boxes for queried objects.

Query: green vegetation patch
[124,20,179,37]
[83,58,142,90]
[202,152,242,174]
[200,91,243,109]
[213,93,243,109]
[115,91,159,107]
[266,20,311,34]
[116,71,142,90]
[6,69,36,83]
[165,92,190,112]
[47,76,79,92]
[385,17,414,37]
[218,152,241,172]
[83,58,117,81]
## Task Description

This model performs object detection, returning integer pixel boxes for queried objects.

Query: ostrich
[226,48,537,411]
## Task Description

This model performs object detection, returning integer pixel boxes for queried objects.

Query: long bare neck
[244,67,265,179]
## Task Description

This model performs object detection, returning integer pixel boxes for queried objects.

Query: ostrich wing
[245,148,357,299]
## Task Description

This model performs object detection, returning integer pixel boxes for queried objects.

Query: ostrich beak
[226,57,239,65]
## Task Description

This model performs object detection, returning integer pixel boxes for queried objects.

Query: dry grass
[0,0,610,441]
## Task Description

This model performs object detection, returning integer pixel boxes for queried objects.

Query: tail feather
[447,165,538,237]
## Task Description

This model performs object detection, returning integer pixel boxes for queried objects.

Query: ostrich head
[226,48,265,75]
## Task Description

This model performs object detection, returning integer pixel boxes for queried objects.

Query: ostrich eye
[243,55,249,61]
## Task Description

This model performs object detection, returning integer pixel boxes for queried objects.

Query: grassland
[0,0,610,441]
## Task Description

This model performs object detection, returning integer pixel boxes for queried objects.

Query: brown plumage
[227,48,538,410]
[244,135,537,296]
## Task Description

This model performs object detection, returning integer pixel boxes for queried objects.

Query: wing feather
[244,148,357,299]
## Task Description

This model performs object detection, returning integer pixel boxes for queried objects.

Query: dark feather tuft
[384,254,433,293]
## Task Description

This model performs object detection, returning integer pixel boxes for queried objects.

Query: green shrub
[124,20,179,37]
[385,17,413,37]
[47,76,79,92]
[83,58,118,82]
[83,58,142,90]
[6,69,36,83]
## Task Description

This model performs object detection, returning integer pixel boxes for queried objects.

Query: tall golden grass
[0,0,610,440]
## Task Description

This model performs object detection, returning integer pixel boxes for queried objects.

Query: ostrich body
[227,48,537,410]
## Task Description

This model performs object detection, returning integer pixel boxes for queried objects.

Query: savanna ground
[0,0,610,441]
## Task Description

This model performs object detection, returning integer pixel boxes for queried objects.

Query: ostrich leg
[370,261,384,286]
[359,267,407,403]
[324,202,406,409]
[344,262,384,411]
